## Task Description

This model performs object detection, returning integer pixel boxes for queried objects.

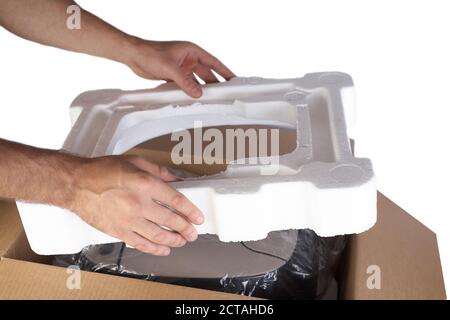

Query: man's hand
[0,1,235,98]
[0,139,204,256]
[71,155,204,256]
[125,40,235,98]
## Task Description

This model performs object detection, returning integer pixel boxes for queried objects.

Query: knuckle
[162,213,180,228]
[133,172,152,188]
[181,74,195,85]
[171,193,186,209]
[164,214,190,235]
[180,224,194,236]
[152,231,169,243]
[135,243,154,253]
[182,79,194,89]
[124,195,142,214]
[175,236,186,246]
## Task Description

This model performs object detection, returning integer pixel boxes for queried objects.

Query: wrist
[64,156,125,214]
[117,35,144,67]
[118,35,159,69]
[49,151,86,212]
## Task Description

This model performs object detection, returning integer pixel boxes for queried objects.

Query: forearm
[0,138,80,209]
[0,138,203,254]
[0,0,137,65]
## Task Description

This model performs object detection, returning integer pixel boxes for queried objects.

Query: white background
[1,0,449,294]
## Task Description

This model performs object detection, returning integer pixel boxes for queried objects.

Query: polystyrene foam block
[17,72,376,255]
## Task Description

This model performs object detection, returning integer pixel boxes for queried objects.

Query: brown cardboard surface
[0,193,446,299]
[340,192,446,300]
[126,125,296,176]
[0,199,23,257]
[0,258,247,300]
[0,200,251,300]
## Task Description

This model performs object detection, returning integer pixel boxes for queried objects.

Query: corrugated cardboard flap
[0,257,250,300]
[340,192,446,299]
[0,199,23,257]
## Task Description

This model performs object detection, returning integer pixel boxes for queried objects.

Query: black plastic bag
[54,229,346,300]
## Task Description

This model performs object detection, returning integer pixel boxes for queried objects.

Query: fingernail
[161,248,170,256]
[195,215,204,224]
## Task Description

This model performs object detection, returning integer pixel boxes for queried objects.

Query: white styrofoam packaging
[17,72,376,255]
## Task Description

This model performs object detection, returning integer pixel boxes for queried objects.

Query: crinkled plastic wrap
[54,229,346,300]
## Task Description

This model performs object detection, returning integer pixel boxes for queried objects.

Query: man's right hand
[70,155,204,256]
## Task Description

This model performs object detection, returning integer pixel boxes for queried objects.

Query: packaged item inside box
[54,229,346,299]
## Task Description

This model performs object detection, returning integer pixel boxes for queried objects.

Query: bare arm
[0,0,134,66]
[0,0,235,98]
[0,0,236,255]
[0,138,78,209]
[0,138,204,256]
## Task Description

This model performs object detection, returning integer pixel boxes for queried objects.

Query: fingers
[150,179,204,226]
[166,48,234,97]
[119,164,204,242]
[133,218,187,247]
[126,156,178,182]
[122,231,171,256]
[147,202,199,242]
[199,50,235,81]
[194,65,219,83]
[167,62,202,98]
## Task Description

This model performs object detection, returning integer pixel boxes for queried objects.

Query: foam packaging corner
[17,72,376,255]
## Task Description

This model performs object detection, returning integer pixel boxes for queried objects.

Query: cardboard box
[0,132,446,299]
